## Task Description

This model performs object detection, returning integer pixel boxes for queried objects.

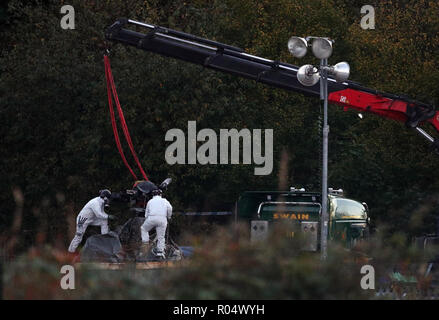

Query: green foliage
[1,0,439,248]
[154,223,373,299]
[4,224,438,299]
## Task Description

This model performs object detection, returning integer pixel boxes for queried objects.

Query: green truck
[237,187,370,251]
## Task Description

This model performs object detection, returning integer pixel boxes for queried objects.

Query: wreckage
[77,178,190,267]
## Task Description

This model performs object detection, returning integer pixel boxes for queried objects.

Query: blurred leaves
[4,223,439,299]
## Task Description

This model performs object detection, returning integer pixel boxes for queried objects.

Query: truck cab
[237,187,369,251]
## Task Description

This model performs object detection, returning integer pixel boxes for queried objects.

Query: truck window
[333,198,367,219]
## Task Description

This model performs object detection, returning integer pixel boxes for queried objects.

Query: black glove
[107,215,116,220]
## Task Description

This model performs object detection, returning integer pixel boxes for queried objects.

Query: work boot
[152,247,166,260]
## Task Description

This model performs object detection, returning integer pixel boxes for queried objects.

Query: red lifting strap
[104,55,148,181]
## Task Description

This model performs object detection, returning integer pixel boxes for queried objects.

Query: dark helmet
[99,189,111,206]
[151,187,162,196]
[99,189,112,198]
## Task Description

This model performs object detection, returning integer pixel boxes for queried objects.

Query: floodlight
[286,33,348,261]
[297,64,320,86]
[287,36,308,58]
[330,61,350,82]
[311,38,333,59]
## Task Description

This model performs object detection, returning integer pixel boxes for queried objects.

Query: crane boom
[105,18,439,152]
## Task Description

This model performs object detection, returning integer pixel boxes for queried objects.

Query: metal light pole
[320,58,329,260]
[287,36,350,260]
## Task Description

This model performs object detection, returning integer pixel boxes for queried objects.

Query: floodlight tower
[287,36,350,259]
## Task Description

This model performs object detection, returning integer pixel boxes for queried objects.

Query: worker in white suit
[68,189,115,253]
[140,188,172,259]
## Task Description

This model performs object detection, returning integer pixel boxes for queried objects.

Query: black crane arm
[105,18,439,152]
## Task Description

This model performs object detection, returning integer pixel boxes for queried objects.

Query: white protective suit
[68,196,109,253]
[140,195,173,254]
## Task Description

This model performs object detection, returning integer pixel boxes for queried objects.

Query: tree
[1,0,438,249]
